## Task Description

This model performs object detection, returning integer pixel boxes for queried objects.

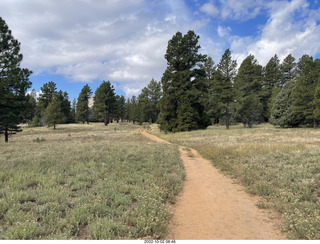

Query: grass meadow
[0,123,184,240]
[148,123,320,240]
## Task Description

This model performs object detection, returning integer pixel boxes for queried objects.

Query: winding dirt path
[140,129,285,240]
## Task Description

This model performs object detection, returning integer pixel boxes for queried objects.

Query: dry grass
[148,123,320,240]
[0,123,184,240]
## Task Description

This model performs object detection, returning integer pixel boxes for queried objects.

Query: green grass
[148,123,320,240]
[0,123,184,240]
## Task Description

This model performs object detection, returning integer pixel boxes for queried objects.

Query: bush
[28,116,42,127]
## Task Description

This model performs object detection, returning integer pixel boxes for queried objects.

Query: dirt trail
[140,129,284,240]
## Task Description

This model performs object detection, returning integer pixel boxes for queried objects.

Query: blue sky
[1,0,320,102]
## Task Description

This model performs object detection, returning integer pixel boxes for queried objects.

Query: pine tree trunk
[106,110,110,125]
[53,123,56,130]
[104,113,107,126]
[225,103,230,130]
[104,111,110,126]
[5,128,8,143]
[86,109,89,124]
[247,118,252,128]
[313,117,317,129]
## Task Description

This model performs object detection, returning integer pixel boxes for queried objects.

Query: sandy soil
[140,129,285,240]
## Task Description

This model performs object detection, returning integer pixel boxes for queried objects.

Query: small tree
[76,84,92,124]
[0,17,32,142]
[44,96,66,129]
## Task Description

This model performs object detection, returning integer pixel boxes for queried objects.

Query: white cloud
[27,90,40,99]
[229,36,256,65]
[246,0,320,65]
[0,0,192,96]
[224,0,320,66]
[123,85,142,98]
[2,0,320,98]
[219,0,264,20]
[200,0,264,21]
[217,26,232,38]
[200,2,219,17]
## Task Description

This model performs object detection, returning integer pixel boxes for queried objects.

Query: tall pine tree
[202,57,218,124]
[292,55,320,128]
[314,78,320,122]
[76,84,92,124]
[93,81,116,125]
[280,54,297,85]
[138,78,162,124]
[261,54,282,121]
[234,54,263,127]
[113,95,126,123]
[214,49,237,129]
[0,17,32,142]
[159,30,209,132]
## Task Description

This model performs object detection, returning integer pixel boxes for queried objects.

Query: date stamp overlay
[144,240,176,244]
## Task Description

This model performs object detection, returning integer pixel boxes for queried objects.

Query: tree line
[24,78,162,129]
[159,30,320,131]
[2,14,320,142]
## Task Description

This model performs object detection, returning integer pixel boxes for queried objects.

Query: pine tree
[234,54,263,127]
[38,81,57,115]
[292,55,320,128]
[261,54,282,120]
[93,81,116,125]
[56,90,72,123]
[129,96,139,124]
[76,84,92,124]
[314,79,320,122]
[201,56,216,81]
[280,54,297,85]
[44,96,66,130]
[23,92,37,123]
[159,30,209,132]
[214,49,237,129]
[71,98,76,123]
[0,17,32,142]
[138,78,162,124]
[124,98,130,122]
[138,88,149,124]
[202,57,218,124]
[270,80,300,127]
[118,95,126,122]
[112,95,124,123]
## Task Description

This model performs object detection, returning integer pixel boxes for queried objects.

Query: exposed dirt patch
[140,129,285,240]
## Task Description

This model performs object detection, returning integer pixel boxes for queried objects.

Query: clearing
[141,128,284,240]
[0,124,184,240]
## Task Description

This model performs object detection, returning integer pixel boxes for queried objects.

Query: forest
[1,16,320,142]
